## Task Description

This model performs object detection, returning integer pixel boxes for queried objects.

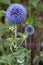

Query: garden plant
[0,0,43,65]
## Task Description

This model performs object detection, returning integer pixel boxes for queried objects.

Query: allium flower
[25,25,35,35]
[6,4,27,24]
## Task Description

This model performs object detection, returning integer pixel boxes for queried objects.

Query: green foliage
[34,22,43,28]
[37,3,43,11]
[0,23,31,65]
[14,0,21,3]
[33,52,43,65]
[0,10,6,20]
[0,0,43,65]
[0,24,9,37]
[0,0,11,5]
[30,0,39,8]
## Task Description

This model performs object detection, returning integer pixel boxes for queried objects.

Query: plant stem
[29,0,32,49]
[10,25,17,53]
[25,0,32,48]
[24,34,28,48]
[15,24,17,39]
[25,39,27,48]
[29,36,31,49]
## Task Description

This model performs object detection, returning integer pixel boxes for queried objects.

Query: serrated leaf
[0,0,11,5]
[16,52,25,60]
[14,47,26,55]
[1,56,11,65]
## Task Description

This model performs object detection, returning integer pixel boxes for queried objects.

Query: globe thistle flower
[6,4,27,24]
[25,25,35,35]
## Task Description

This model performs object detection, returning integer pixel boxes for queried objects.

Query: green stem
[29,36,31,49]
[15,24,17,39]
[25,0,31,48]
[29,0,32,49]
[25,39,27,48]
[24,34,28,48]
[10,25,17,53]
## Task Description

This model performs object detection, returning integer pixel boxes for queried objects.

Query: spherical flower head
[6,4,27,24]
[25,25,35,35]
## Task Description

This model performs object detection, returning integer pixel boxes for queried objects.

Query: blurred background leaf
[30,0,39,8]
[37,3,43,11]
[0,0,11,5]
[34,21,43,28]
[0,10,6,21]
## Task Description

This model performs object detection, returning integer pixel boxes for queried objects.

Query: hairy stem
[15,24,17,39]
